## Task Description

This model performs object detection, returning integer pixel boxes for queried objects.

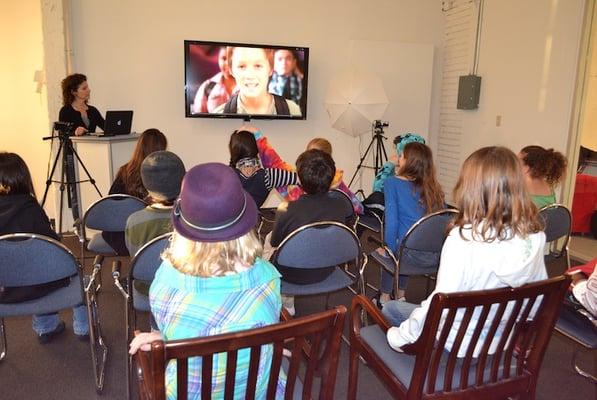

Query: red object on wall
[571,174,597,233]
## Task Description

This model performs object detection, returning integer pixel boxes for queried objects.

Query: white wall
[0,0,52,210]
[64,0,444,193]
[458,0,585,162]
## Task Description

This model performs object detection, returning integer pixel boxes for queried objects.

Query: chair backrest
[273,221,361,269]
[396,209,458,272]
[539,203,571,246]
[135,306,346,400]
[0,233,79,286]
[83,194,146,232]
[326,189,358,229]
[402,275,570,398]
[129,232,172,282]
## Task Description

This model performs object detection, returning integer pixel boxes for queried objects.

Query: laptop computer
[99,110,133,136]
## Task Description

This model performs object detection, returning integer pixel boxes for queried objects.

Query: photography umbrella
[324,69,389,137]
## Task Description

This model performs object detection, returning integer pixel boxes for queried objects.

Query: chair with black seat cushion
[134,305,346,400]
[554,301,597,382]
[271,221,367,306]
[0,233,107,393]
[80,194,146,259]
[112,232,172,400]
[538,204,572,269]
[348,275,571,400]
[370,209,458,298]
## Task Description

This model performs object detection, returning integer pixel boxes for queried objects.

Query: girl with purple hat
[129,162,283,399]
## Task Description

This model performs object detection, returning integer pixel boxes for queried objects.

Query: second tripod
[348,120,389,188]
[41,123,102,235]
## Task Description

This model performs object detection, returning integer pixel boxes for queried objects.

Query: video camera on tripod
[53,121,75,138]
[373,119,389,131]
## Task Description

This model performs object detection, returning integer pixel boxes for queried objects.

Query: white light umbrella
[325,69,389,137]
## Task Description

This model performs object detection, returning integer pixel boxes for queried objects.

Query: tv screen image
[185,40,308,120]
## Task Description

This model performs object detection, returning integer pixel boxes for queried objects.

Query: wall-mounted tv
[185,40,308,120]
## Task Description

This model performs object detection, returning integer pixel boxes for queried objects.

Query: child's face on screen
[231,47,272,98]
[274,50,296,76]
[218,47,231,79]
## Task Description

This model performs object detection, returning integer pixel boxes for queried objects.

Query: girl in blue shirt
[379,142,445,305]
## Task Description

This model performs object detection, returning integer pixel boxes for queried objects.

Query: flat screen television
[184,40,309,120]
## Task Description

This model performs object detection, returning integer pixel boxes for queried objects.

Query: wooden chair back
[135,306,346,400]
[349,275,570,399]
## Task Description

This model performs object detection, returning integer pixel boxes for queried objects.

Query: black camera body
[53,121,75,136]
[373,120,389,130]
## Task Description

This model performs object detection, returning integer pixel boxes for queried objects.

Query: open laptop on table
[96,110,133,136]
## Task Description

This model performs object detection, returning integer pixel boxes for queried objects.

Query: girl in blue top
[379,142,445,305]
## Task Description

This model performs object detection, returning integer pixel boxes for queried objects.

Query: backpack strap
[223,92,239,113]
[272,94,290,115]
[203,81,217,99]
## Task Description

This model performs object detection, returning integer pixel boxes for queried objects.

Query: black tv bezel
[184,40,309,120]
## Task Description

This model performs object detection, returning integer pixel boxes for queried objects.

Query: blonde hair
[162,231,263,277]
[307,138,332,155]
[452,146,543,242]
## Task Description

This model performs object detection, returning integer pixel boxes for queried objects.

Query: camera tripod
[348,123,389,188]
[41,129,102,235]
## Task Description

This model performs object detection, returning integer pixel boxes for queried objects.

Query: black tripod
[348,121,389,188]
[41,125,102,235]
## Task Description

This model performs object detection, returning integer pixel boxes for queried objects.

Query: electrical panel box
[457,75,481,110]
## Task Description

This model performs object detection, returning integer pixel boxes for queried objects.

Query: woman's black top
[58,104,105,133]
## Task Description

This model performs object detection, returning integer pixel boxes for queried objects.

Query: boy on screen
[268,49,303,108]
[214,47,301,116]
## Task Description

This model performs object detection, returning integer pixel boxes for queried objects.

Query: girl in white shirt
[383,146,548,356]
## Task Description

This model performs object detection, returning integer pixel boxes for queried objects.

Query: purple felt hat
[172,162,258,242]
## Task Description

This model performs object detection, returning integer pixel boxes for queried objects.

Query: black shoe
[38,321,65,344]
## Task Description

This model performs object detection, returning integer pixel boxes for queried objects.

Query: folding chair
[370,209,458,298]
[348,276,571,400]
[112,232,172,400]
[80,194,146,260]
[135,306,346,400]
[0,233,107,393]
[554,302,597,382]
[539,204,572,269]
[327,188,359,231]
[271,221,367,307]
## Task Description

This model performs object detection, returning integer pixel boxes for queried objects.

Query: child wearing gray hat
[124,151,185,257]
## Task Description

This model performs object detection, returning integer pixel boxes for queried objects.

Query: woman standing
[59,73,104,136]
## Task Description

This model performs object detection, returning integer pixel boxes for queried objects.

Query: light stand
[348,120,390,188]
[41,123,102,236]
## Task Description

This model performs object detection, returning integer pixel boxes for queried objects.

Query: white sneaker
[282,295,296,316]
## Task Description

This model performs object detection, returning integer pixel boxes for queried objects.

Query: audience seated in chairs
[245,125,364,215]
[129,163,283,398]
[124,150,185,257]
[0,152,88,342]
[264,149,355,315]
[381,146,548,350]
[105,128,168,255]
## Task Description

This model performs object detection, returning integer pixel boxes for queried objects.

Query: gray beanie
[141,151,185,201]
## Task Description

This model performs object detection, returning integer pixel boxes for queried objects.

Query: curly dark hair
[61,73,87,106]
[520,145,567,187]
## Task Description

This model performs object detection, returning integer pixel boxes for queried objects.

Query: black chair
[0,233,107,393]
[370,209,458,297]
[554,302,597,382]
[257,207,277,241]
[538,204,572,269]
[327,188,359,231]
[112,232,172,400]
[271,221,367,307]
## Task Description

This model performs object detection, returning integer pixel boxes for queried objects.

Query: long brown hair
[452,146,543,242]
[116,129,167,198]
[61,73,87,106]
[397,142,444,214]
